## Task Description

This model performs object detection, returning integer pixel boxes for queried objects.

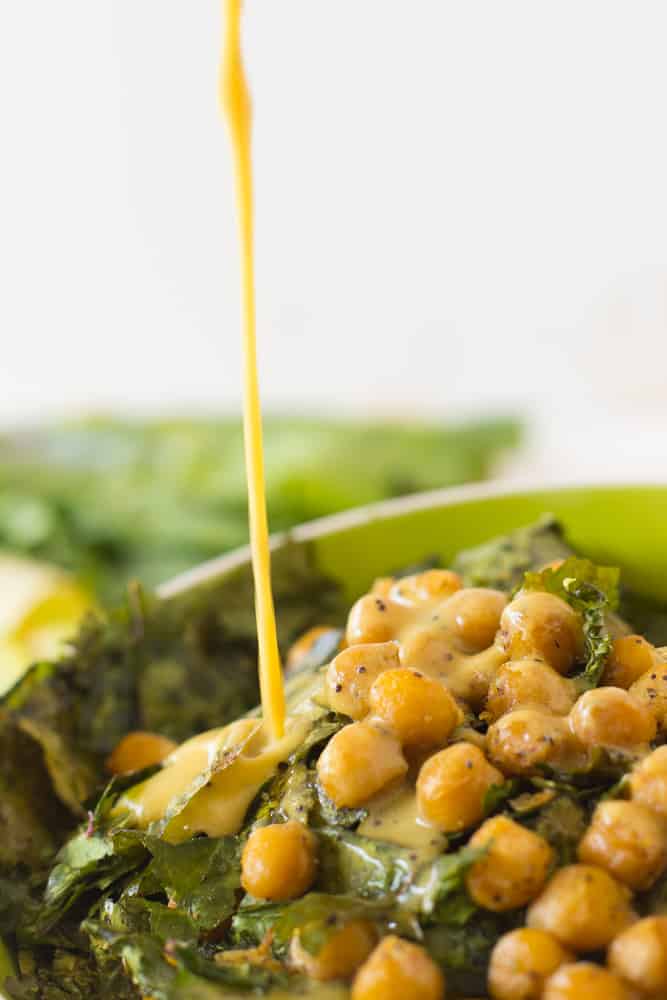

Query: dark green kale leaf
[453,516,573,591]
[522,795,588,866]
[424,912,520,998]
[316,829,422,899]
[415,845,486,925]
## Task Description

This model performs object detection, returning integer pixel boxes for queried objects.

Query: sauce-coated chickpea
[326,642,400,719]
[106,731,177,775]
[368,668,462,747]
[488,928,573,1000]
[604,634,659,689]
[629,745,667,816]
[542,962,632,1000]
[439,587,507,652]
[630,665,667,732]
[390,569,462,605]
[289,919,377,980]
[465,815,553,911]
[569,686,656,749]
[416,741,503,833]
[241,821,317,901]
[526,864,636,952]
[351,935,445,1000]
[578,800,667,890]
[497,592,584,674]
[346,594,407,646]
[317,721,407,808]
[608,916,667,996]
[486,709,575,776]
[485,658,576,721]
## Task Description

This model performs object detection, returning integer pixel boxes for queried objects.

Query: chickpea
[371,577,394,599]
[317,720,407,808]
[526,864,636,952]
[326,642,400,719]
[497,592,584,674]
[542,962,632,1000]
[485,659,576,721]
[105,731,177,775]
[486,709,575,776]
[569,687,656,749]
[368,668,462,748]
[289,919,377,981]
[465,816,553,911]
[390,569,462,605]
[630,665,667,733]
[488,928,573,1000]
[608,916,667,996]
[241,821,317,901]
[578,800,667,890]
[604,634,659,689]
[346,594,406,646]
[351,935,445,1000]
[287,626,336,671]
[416,742,503,833]
[629,745,667,817]
[438,588,507,652]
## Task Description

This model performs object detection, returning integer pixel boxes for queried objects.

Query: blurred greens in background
[0,416,520,604]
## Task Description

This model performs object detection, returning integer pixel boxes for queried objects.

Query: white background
[1,1,667,479]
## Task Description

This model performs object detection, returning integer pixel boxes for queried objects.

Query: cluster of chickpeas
[235,566,667,999]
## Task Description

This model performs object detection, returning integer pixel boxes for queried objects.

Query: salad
[3,517,667,1000]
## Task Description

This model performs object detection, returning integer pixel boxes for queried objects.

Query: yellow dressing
[358,783,446,858]
[220,0,285,741]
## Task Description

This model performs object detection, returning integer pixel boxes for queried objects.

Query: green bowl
[160,482,667,605]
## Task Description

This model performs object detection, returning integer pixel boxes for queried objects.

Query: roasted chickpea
[629,745,667,816]
[488,928,573,1000]
[289,919,377,980]
[498,592,584,674]
[578,800,667,890]
[604,634,659,689]
[317,720,407,808]
[465,816,553,911]
[526,864,635,952]
[105,731,177,775]
[368,668,462,747]
[416,742,503,833]
[438,587,507,652]
[569,686,656,749]
[542,962,631,1000]
[326,642,400,719]
[486,709,575,776]
[485,659,576,721]
[346,594,405,646]
[630,665,667,732]
[608,916,667,996]
[241,821,317,901]
[351,935,445,1000]
[390,569,462,605]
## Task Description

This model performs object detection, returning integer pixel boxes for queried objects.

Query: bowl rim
[158,478,667,599]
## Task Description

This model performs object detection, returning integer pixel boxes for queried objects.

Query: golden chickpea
[629,745,667,816]
[465,816,553,911]
[287,626,336,671]
[289,919,377,981]
[497,592,584,674]
[608,916,667,996]
[569,687,656,749]
[351,935,445,1000]
[105,731,177,775]
[390,569,462,605]
[578,800,667,890]
[317,720,407,808]
[371,577,394,598]
[526,864,636,952]
[630,665,667,732]
[485,659,576,721]
[488,928,573,1000]
[346,594,404,646]
[438,588,508,652]
[542,962,632,1000]
[326,642,400,719]
[368,668,462,747]
[486,709,575,776]
[604,634,659,689]
[241,821,317,901]
[416,742,503,833]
